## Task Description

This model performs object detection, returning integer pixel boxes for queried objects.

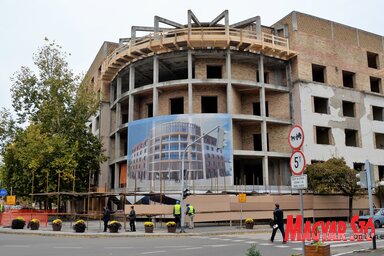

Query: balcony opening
[170,97,184,114]
[342,70,355,88]
[372,106,383,121]
[207,65,222,78]
[370,77,381,93]
[234,158,263,185]
[201,96,218,113]
[345,129,358,147]
[342,101,355,117]
[367,51,379,69]
[256,71,269,84]
[147,103,153,118]
[313,96,329,114]
[312,64,326,83]
[315,126,331,145]
[253,102,269,116]
[375,133,384,149]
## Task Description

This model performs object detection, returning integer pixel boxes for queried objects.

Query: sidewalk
[0,221,271,237]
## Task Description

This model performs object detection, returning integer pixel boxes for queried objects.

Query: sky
[1,0,384,113]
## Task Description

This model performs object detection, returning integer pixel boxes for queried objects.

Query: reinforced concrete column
[188,50,193,114]
[153,56,159,116]
[259,54,269,190]
[128,66,135,122]
[226,50,232,113]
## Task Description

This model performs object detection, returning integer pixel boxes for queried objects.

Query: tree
[305,157,360,220]
[1,39,105,204]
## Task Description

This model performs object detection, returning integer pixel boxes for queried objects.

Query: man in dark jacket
[129,205,136,232]
[102,207,111,232]
[270,203,286,243]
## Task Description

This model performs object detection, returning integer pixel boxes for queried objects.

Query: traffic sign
[238,193,247,203]
[0,189,7,197]
[288,125,304,150]
[291,175,308,189]
[6,195,16,205]
[290,150,306,175]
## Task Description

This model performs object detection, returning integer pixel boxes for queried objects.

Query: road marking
[258,243,271,246]
[210,244,232,247]
[53,246,82,249]
[104,247,133,249]
[155,245,188,248]
[3,245,30,248]
[245,241,257,244]
[182,247,203,250]
[292,248,302,251]
[275,245,290,248]
[141,250,166,254]
[232,240,244,242]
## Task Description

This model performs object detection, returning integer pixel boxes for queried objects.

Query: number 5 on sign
[290,150,306,175]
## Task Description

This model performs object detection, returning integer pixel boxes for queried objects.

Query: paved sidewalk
[0,221,271,237]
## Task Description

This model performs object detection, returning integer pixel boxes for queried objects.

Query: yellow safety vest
[174,204,181,215]
[187,205,195,215]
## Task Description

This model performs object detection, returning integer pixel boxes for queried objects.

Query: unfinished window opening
[379,166,384,181]
[147,103,153,118]
[312,64,326,83]
[253,133,269,151]
[256,71,269,84]
[370,77,381,93]
[313,96,329,114]
[253,102,269,116]
[109,165,115,189]
[372,106,384,121]
[375,133,384,149]
[95,116,100,130]
[367,52,379,69]
[342,101,355,117]
[315,126,331,145]
[234,158,263,186]
[206,65,222,78]
[170,97,184,115]
[345,129,358,147]
[201,96,218,113]
[353,162,364,172]
[342,70,355,88]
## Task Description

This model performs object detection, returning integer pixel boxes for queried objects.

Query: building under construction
[85,10,384,221]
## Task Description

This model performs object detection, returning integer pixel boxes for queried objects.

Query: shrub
[166,221,176,227]
[245,218,254,224]
[30,218,40,224]
[73,219,86,232]
[11,217,26,229]
[107,220,122,230]
[144,221,154,227]
[52,219,63,225]
[246,244,262,256]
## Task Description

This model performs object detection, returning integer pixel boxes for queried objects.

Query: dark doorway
[253,102,269,116]
[253,133,269,151]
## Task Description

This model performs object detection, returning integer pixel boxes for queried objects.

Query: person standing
[173,200,181,228]
[186,203,195,229]
[270,203,286,243]
[102,207,111,232]
[129,205,136,232]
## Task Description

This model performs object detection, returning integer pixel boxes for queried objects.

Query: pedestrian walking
[129,205,136,232]
[102,207,111,232]
[270,203,286,243]
[173,200,181,228]
[186,203,195,229]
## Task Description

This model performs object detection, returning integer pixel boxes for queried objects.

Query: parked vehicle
[359,208,384,228]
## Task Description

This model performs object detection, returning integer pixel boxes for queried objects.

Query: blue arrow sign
[0,189,7,197]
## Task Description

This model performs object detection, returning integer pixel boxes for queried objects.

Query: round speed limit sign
[290,150,306,175]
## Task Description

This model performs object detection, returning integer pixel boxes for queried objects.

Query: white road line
[210,244,232,247]
[141,250,166,255]
[2,245,30,248]
[245,241,258,244]
[259,243,271,246]
[104,247,133,249]
[182,247,203,250]
[292,248,303,251]
[53,246,82,249]
[155,245,189,248]
[275,245,290,248]
[232,240,244,242]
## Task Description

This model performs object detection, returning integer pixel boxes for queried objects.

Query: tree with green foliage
[0,39,105,205]
[305,157,360,220]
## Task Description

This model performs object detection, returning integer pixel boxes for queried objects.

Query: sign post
[288,125,306,256]
[239,193,246,228]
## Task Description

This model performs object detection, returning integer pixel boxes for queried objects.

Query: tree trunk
[348,195,353,221]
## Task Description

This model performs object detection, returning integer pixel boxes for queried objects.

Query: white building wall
[295,82,384,168]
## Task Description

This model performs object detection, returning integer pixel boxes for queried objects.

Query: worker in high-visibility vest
[186,204,195,229]
[173,200,181,228]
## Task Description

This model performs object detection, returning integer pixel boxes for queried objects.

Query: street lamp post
[180,125,224,233]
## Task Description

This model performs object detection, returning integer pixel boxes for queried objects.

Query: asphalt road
[1,232,384,256]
